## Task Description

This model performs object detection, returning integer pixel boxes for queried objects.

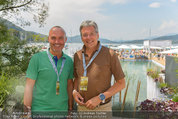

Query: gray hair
[49,26,66,37]
[79,20,98,34]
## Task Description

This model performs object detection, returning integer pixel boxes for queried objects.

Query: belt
[99,99,111,106]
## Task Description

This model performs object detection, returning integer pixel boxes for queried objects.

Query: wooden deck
[151,57,165,66]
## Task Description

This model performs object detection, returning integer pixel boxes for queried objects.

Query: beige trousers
[77,101,112,119]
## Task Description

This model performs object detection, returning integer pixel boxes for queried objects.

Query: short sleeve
[26,54,38,80]
[110,50,125,81]
[74,53,79,79]
[68,59,74,80]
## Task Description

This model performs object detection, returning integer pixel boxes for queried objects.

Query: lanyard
[47,50,66,82]
[82,44,102,76]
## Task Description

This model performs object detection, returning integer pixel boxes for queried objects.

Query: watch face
[99,94,105,100]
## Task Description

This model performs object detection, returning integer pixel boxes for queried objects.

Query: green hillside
[120,35,178,44]
[0,18,48,42]
[1,18,178,44]
[67,35,118,44]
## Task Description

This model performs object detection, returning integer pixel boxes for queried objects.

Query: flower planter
[147,76,167,100]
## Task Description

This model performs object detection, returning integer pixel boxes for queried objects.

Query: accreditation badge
[80,76,88,91]
[56,81,60,95]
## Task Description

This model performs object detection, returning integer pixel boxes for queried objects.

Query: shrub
[172,94,178,102]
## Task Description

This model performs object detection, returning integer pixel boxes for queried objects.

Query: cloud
[170,0,176,2]
[26,0,109,35]
[107,0,128,4]
[33,0,130,36]
[155,20,178,36]
[21,0,178,41]
[149,2,161,8]
[159,20,178,30]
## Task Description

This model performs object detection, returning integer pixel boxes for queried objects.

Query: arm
[67,79,74,111]
[23,78,35,112]
[72,78,85,105]
[72,53,85,105]
[85,50,125,109]
[103,78,125,100]
[85,78,125,109]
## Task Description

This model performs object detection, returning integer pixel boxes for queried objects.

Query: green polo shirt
[26,50,74,112]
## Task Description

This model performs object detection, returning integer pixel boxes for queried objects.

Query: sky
[22,0,178,41]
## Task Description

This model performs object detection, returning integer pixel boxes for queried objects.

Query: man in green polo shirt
[23,26,74,118]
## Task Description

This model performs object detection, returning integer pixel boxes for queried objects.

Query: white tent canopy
[110,46,118,50]
[117,45,130,49]
[160,49,178,54]
[129,45,143,49]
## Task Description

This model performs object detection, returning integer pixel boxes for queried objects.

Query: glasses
[82,32,97,38]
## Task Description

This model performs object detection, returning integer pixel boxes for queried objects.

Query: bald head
[48,26,67,56]
[49,26,66,37]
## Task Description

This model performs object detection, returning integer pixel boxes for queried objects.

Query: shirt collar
[48,48,66,59]
[82,41,101,54]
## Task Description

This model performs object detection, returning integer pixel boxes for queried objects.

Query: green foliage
[172,94,178,102]
[0,74,9,108]
[33,34,48,42]
[0,73,25,108]
[147,68,152,72]
[0,17,40,111]
[0,39,40,76]
[0,22,39,108]
[158,83,167,88]
[0,23,40,76]
[147,68,160,80]
[0,0,49,27]
[0,74,16,108]
[150,71,159,79]
[174,86,178,94]
[0,21,10,44]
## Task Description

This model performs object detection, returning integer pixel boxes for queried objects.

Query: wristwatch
[99,93,105,103]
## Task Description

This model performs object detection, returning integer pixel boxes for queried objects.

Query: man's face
[81,26,99,49]
[48,28,67,54]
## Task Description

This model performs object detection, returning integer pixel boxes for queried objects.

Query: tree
[0,0,49,27]
[0,23,40,76]
[0,22,40,110]
[33,34,48,42]
[0,21,10,44]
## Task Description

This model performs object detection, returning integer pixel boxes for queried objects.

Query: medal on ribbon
[47,49,66,95]
[80,76,88,91]
[56,81,60,95]
[80,44,102,91]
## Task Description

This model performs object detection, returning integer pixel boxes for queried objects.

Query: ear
[48,36,49,42]
[97,33,99,40]
[64,37,67,43]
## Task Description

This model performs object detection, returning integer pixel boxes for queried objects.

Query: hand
[23,105,32,119]
[72,90,85,106]
[85,96,101,110]
[67,109,72,119]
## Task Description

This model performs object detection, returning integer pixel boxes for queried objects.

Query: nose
[86,34,92,39]
[54,39,63,44]
[54,39,60,43]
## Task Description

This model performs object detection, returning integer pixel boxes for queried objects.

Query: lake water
[112,60,163,111]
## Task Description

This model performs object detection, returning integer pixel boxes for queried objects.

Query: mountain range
[121,35,178,44]
[67,35,118,43]
[1,18,178,44]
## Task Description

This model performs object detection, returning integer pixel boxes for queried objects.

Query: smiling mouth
[54,44,61,47]
[86,41,94,44]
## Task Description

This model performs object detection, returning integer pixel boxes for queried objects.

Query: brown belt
[99,99,111,106]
